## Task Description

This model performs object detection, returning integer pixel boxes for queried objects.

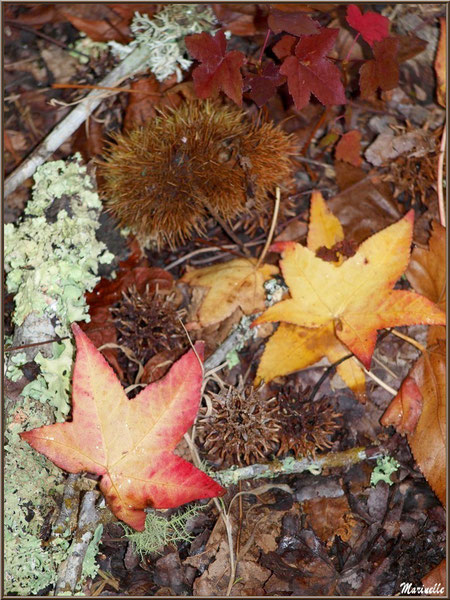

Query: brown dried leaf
[422,559,447,596]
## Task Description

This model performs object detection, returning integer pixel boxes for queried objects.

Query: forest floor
[4,3,446,597]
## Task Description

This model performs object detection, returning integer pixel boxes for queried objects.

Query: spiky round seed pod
[196,382,281,467]
[277,388,342,458]
[99,99,295,247]
[110,286,186,382]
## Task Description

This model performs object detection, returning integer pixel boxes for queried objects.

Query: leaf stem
[389,328,427,354]
[256,187,280,268]
[437,123,446,227]
[344,32,361,63]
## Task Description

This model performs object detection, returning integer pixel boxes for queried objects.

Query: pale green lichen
[4,155,114,595]
[70,34,108,64]
[80,524,104,582]
[109,4,217,82]
[5,351,27,381]
[370,455,400,486]
[123,505,203,557]
[5,154,113,328]
[22,340,74,421]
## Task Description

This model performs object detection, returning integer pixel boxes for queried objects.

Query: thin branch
[361,365,397,396]
[389,328,426,354]
[5,43,157,197]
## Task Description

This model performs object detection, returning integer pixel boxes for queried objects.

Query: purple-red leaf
[244,62,286,106]
[268,8,320,37]
[21,324,225,531]
[185,29,245,105]
[359,37,400,98]
[279,28,346,110]
[346,4,390,47]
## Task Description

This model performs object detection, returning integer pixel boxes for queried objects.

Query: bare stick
[215,446,383,487]
[5,44,155,197]
[437,123,446,227]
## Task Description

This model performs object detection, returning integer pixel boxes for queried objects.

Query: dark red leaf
[244,62,286,106]
[279,28,346,110]
[359,37,399,98]
[272,34,298,60]
[185,29,245,105]
[268,8,320,37]
[346,4,390,47]
[335,130,362,167]
[212,4,259,36]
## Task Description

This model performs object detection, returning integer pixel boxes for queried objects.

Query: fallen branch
[55,491,102,595]
[215,446,383,487]
[5,44,155,197]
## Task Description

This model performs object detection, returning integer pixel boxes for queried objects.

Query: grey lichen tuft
[123,505,203,557]
[108,4,217,82]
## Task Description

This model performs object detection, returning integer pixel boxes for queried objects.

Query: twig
[360,365,397,396]
[256,187,280,268]
[5,43,156,197]
[215,446,383,487]
[437,123,446,227]
[55,491,102,595]
[389,328,426,354]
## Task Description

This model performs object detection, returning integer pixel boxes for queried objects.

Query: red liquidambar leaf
[346,4,390,47]
[272,34,298,60]
[185,29,245,105]
[21,325,225,531]
[244,62,286,106]
[279,28,347,110]
[335,130,362,167]
[268,8,320,37]
[359,37,400,98]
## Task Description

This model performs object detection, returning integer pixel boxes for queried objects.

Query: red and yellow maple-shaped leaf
[185,29,245,105]
[346,4,390,47]
[182,258,278,327]
[21,324,225,531]
[254,199,445,370]
[279,28,347,110]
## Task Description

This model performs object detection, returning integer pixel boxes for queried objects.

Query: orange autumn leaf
[182,258,278,327]
[254,209,445,369]
[255,192,366,397]
[21,324,225,531]
[422,559,447,596]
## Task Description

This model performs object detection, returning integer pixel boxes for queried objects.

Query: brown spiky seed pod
[196,381,281,467]
[277,386,342,458]
[99,99,295,247]
[110,286,186,383]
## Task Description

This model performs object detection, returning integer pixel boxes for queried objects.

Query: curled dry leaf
[21,325,225,530]
[182,257,278,327]
[434,18,446,107]
[254,192,445,396]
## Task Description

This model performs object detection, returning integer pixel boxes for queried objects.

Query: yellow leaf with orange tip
[434,17,446,107]
[255,323,366,401]
[182,258,278,327]
[307,190,344,252]
[255,210,446,369]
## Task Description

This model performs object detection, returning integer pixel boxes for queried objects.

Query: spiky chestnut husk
[110,285,187,383]
[99,99,295,247]
[196,381,281,467]
[276,384,342,458]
